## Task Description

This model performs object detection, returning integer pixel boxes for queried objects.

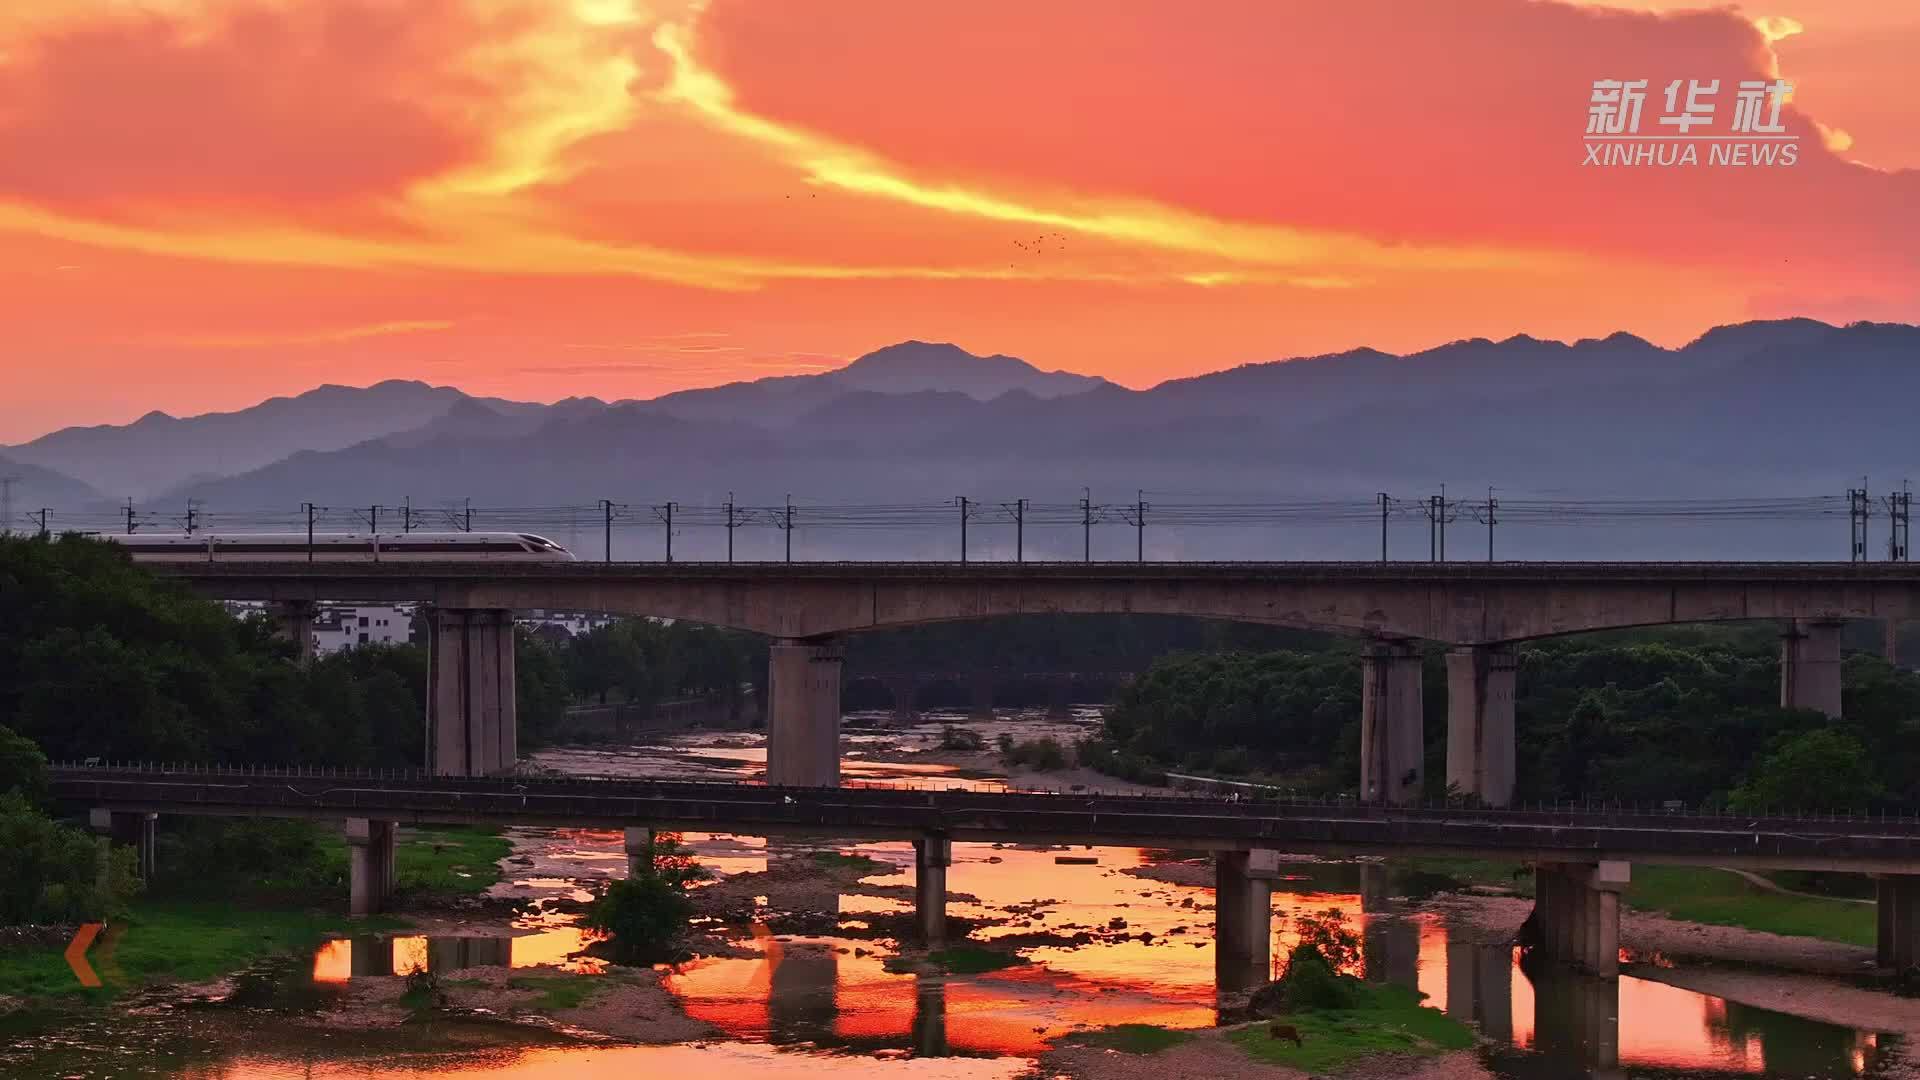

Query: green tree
[0,793,141,923]
[582,835,705,963]
[516,628,572,746]
[0,724,50,805]
[1729,729,1883,813]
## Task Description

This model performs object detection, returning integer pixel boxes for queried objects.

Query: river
[3,711,1910,1079]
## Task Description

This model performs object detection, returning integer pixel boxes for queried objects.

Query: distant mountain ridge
[5,342,1109,496]
[13,320,1920,562]
[0,452,101,528]
[5,380,543,499]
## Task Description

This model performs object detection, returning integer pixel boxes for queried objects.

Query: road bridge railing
[48,763,1920,872]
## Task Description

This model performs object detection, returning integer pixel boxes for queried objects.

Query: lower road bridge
[53,765,1920,985]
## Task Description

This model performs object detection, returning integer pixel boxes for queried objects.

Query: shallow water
[5,716,1909,1079]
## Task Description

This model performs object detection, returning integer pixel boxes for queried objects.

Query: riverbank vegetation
[0,819,500,1002]
[1628,866,1876,947]
[1089,627,1920,811]
[1233,910,1472,1071]
[583,835,705,963]
[548,620,764,725]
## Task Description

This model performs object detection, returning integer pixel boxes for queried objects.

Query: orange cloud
[0,0,1912,440]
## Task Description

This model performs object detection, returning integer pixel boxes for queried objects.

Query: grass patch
[1628,866,1875,947]
[810,850,888,875]
[1230,983,1473,1072]
[313,825,512,895]
[507,974,603,1011]
[0,898,407,1001]
[1394,857,1532,896]
[926,945,1029,974]
[1078,1024,1195,1054]
[395,826,513,893]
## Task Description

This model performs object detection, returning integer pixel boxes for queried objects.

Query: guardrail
[49,762,1920,831]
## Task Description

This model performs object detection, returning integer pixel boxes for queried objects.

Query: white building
[312,604,414,655]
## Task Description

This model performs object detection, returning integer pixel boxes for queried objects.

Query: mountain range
[5,324,1916,560]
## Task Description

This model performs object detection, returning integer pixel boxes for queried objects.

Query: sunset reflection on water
[277,729,1903,1080]
[308,824,1893,1077]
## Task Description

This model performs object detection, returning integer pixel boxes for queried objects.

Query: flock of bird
[1010,231,1069,269]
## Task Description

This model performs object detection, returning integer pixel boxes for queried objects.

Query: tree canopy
[1095,629,1920,810]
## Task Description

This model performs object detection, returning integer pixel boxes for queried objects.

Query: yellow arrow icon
[66,922,104,988]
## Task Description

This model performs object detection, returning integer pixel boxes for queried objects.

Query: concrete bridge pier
[346,818,398,916]
[1532,861,1628,977]
[270,599,317,666]
[884,676,919,727]
[1878,875,1920,970]
[915,835,953,944]
[426,607,518,776]
[1780,618,1845,718]
[767,639,845,787]
[624,826,654,877]
[1214,848,1279,991]
[89,808,157,880]
[1446,646,1517,806]
[1361,640,1425,805]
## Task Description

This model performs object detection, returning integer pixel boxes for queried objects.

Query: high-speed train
[104,532,576,562]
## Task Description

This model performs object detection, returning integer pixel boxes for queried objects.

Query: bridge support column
[271,599,317,666]
[1885,619,1901,667]
[1214,849,1278,991]
[346,818,397,916]
[768,638,845,787]
[1532,861,1628,977]
[1877,875,1920,971]
[90,808,157,880]
[968,673,995,721]
[1361,641,1425,805]
[884,676,919,727]
[1446,646,1517,806]
[624,827,654,877]
[915,835,952,944]
[426,607,518,777]
[1780,618,1844,719]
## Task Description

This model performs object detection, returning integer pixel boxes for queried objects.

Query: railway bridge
[159,560,1919,805]
[54,765,1920,986]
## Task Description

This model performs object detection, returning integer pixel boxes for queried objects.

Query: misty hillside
[4,342,1108,495]
[0,454,101,529]
[3,380,542,499]
[21,319,1920,560]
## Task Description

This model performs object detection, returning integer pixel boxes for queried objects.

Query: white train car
[103,532,575,562]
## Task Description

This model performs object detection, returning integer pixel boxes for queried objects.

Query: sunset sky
[1,0,1915,441]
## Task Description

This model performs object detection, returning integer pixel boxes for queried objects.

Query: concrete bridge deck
[159,559,1920,644]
